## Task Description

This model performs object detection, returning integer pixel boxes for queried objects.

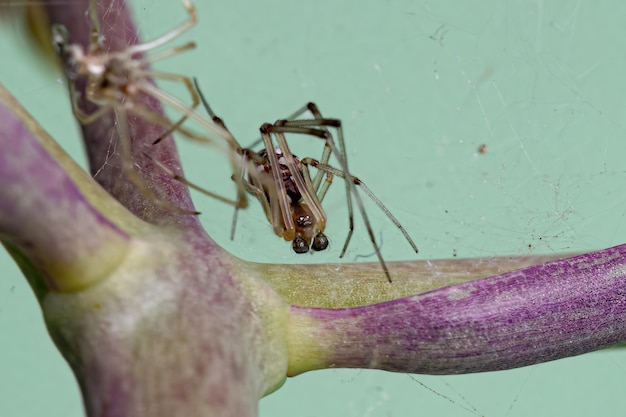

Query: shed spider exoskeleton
[51,0,246,214]
[176,78,419,282]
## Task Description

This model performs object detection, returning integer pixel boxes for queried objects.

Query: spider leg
[138,82,229,143]
[192,78,251,228]
[120,101,208,145]
[295,103,335,191]
[148,69,200,145]
[141,152,238,207]
[246,102,325,150]
[236,155,274,230]
[125,0,198,55]
[229,152,251,240]
[258,126,296,241]
[301,163,333,203]
[301,157,419,254]
[146,41,196,64]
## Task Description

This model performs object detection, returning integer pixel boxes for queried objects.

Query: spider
[51,0,246,214]
[176,78,419,282]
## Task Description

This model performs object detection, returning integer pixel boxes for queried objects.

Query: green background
[2,0,626,415]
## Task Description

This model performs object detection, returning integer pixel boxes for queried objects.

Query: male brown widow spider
[179,78,419,282]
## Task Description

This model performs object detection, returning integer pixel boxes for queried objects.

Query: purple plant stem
[41,235,284,417]
[43,0,200,225]
[288,243,626,375]
[0,87,129,291]
[0,82,286,415]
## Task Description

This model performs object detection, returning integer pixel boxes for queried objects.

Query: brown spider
[51,0,245,214]
[170,78,419,282]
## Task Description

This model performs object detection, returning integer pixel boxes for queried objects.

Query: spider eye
[311,232,329,252]
[292,236,309,254]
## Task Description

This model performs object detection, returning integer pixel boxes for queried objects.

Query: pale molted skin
[0,1,625,416]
